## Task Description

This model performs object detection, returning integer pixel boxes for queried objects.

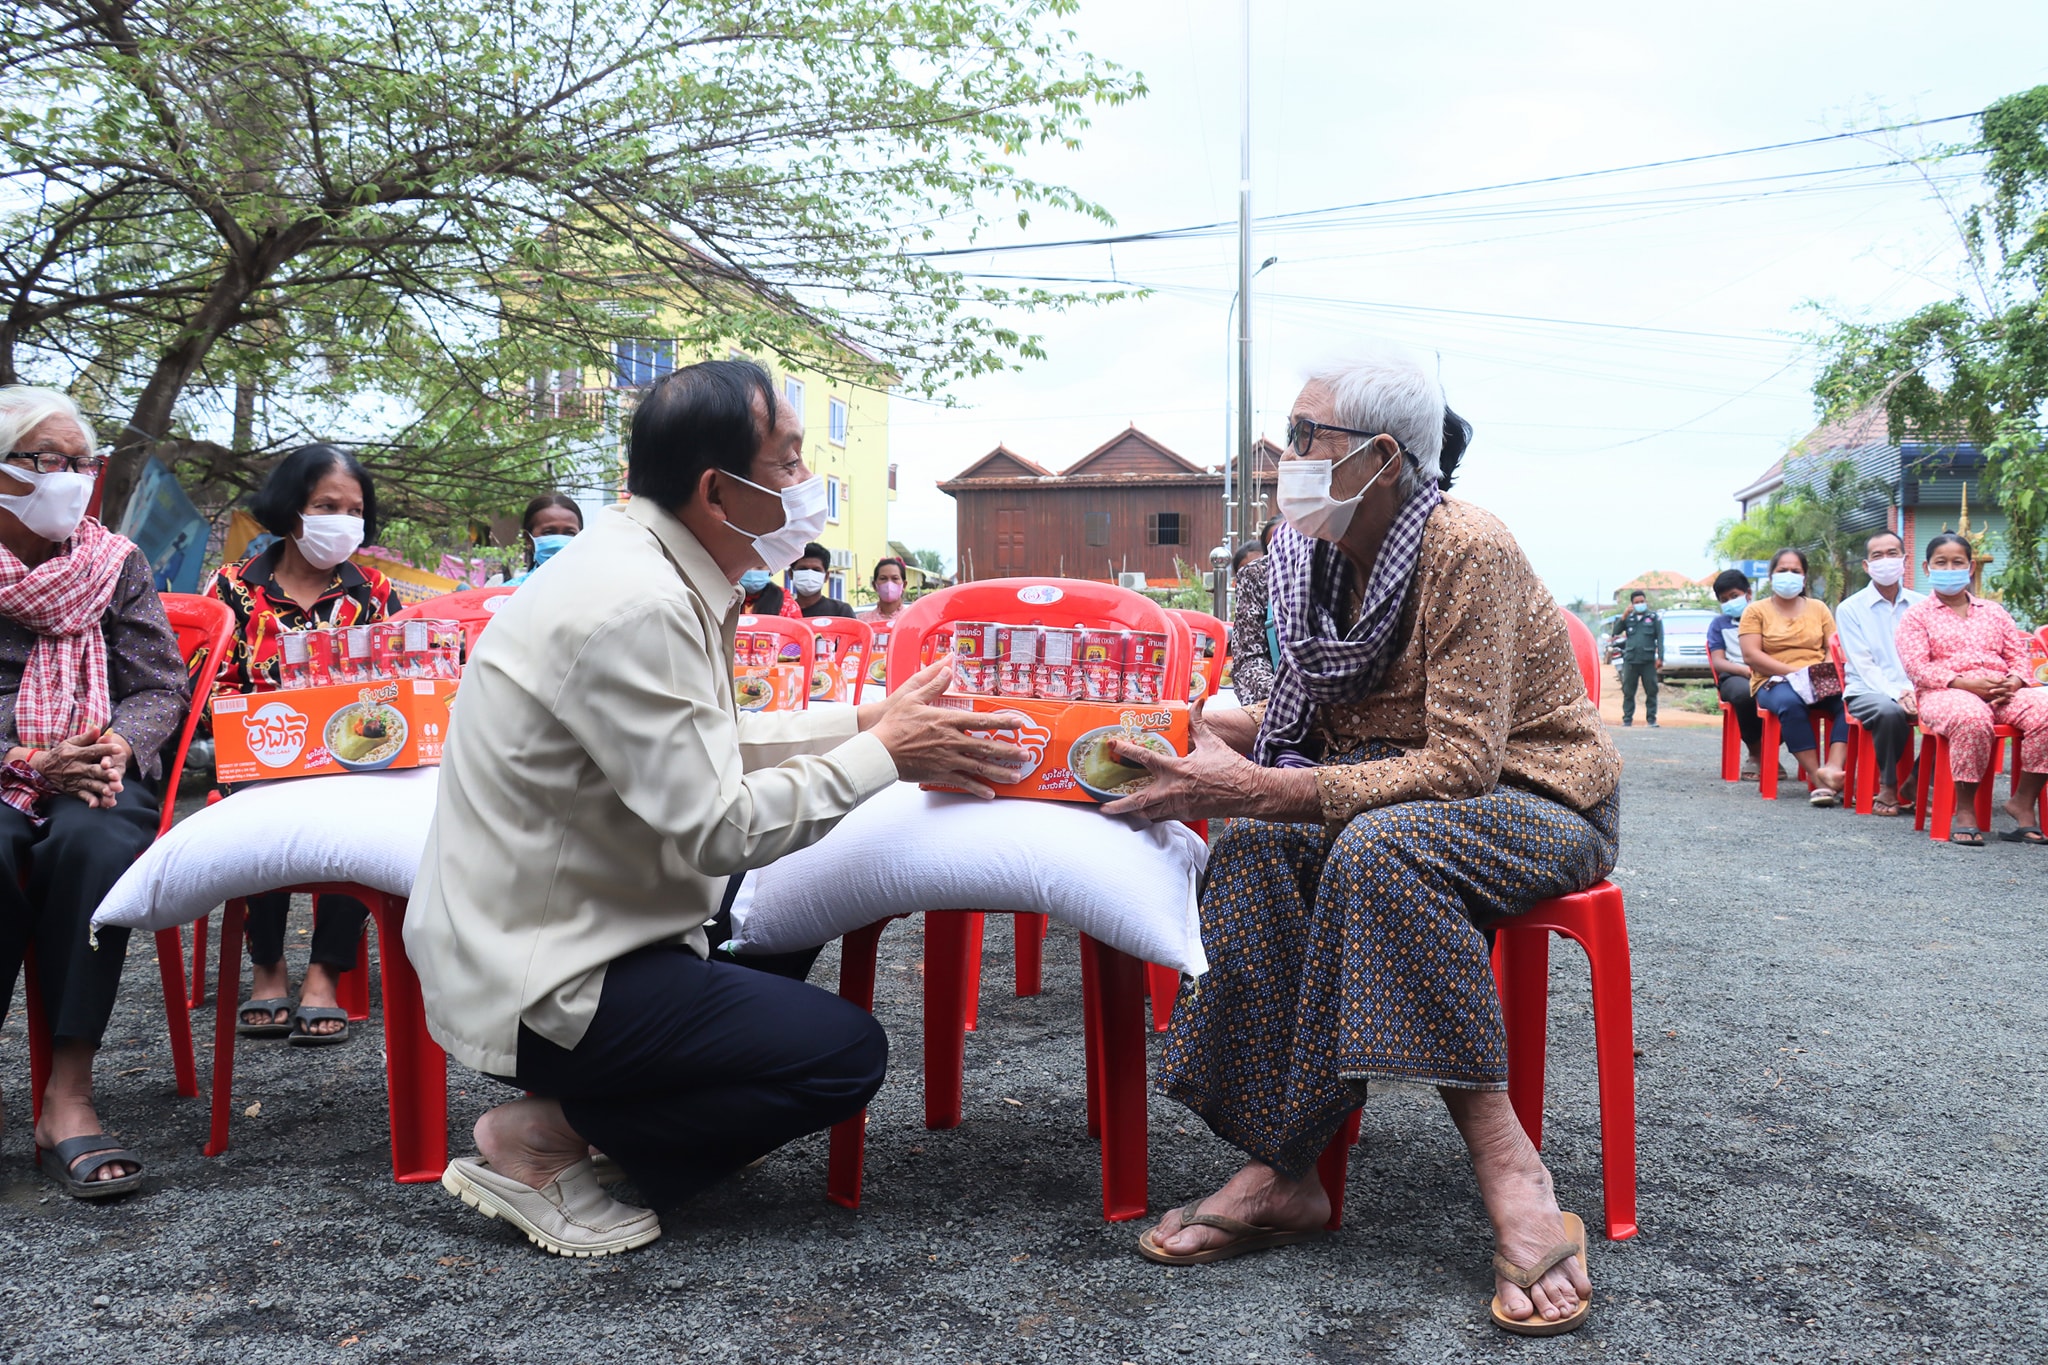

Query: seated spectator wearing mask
[789,542,854,619]
[1705,569,1777,780]
[0,385,188,1198]
[1835,530,1923,816]
[739,563,800,619]
[1896,532,2048,846]
[1739,547,1847,806]
[857,556,910,625]
[408,359,1029,1257]
[506,493,582,586]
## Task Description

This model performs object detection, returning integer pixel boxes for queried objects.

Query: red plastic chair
[1316,607,1639,1242]
[1912,723,2038,842]
[1828,636,1877,815]
[21,593,235,1126]
[390,585,516,655]
[1169,608,1231,703]
[1708,655,1745,784]
[202,882,447,1182]
[806,616,874,706]
[827,577,1195,1222]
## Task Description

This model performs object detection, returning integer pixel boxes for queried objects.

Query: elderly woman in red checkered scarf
[0,386,188,1200]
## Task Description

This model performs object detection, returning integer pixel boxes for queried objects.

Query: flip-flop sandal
[1999,826,2048,845]
[1491,1211,1590,1337]
[1135,1200,1325,1266]
[1808,788,1838,808]
[38,1135,145,1199]
[1871,799,1905,817]
[236,996,295,1037]
[287,1004,352,1046]
[1949,829,1986,847]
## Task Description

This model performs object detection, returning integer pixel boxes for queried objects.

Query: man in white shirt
[1835,529,1924,815]
[408,360,1027,1256]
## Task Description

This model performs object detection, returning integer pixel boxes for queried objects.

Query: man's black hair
[1922,532,1972,563]
[1230,541,1262,571]
[797,542,831,570]
[1865,528,1905,555]
[1712,568,1750,597]
[251,443,380,544]
[1630,589,1647,601]
[625,359,776,509]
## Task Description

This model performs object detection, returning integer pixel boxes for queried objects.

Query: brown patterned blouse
[1248,497,1619,824]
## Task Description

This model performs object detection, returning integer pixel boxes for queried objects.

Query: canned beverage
[278,630,314,689]
[1128,631,1169,670]
[1123,666,1165,704]
[951,658,999,695]
[1078,629,1126,666]
[951,622,999,661]
[1034,663,1083,701]
[340,625,375,682]
[1081,662,1124,702]
[996,626,1040,697]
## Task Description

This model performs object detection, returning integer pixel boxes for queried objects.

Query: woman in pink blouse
[1896,533,2048,846]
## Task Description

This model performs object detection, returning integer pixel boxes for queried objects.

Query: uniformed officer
[1608,590,1663,727]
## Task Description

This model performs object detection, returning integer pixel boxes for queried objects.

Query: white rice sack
[93,768,439,934]
[729,783,1209,975]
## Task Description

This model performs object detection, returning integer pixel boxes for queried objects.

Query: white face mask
[720,470,828,573]
[1865,556,1905,588]
[295,513,365,571]
[0,464,95,544]
[1276,442,1397,543]
[790,568,827,595]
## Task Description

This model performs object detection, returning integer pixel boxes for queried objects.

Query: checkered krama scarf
[1252,480,1443,768]
[0,517,133,809]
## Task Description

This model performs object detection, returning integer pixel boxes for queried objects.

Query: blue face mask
[739,568,772,594]
[1721,596,1747,617]
[1631,602,1646,614]
[1927,567,1972,595]
[1769,571,1804,599]
[530,533,574,568]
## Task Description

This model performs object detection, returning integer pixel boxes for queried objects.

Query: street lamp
[1220,254,1278,617]
[1208,542,1230,619]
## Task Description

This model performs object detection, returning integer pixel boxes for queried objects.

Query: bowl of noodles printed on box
[734,673,775,712]
[324,698,409,771]
[1067,722,1173,803]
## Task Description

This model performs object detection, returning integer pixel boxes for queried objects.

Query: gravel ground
[2,723,2044,1363]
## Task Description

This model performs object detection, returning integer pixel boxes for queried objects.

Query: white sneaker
[442,1156,661,1257]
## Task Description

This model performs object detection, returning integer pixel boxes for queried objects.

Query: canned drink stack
[1034,628,1084,701]
[950,621,1000,695]
[996,625,1040,697]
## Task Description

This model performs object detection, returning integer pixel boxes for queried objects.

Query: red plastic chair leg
[1913,732,1934,832]
[1976,738,2003,833]
[153,926,199,1098]
[963,912,984,1033]
[1316,1108,1363,1230]
[1081,933,1149,1222]
[1079,933,1102,1139]
[1579,894,1640,1242]
[204,897,248,1158]
[1759,711,1781,799]
[1493,925,1551,1149]
[923,912,975,1131]
[1718,704,1740,781]
[1144,962,1178,1033]
[1014,912,1047,997]
[827,920,888,1210]
[1930,736,1955,842]
[334,912,371,1022]
[23,943,52,1126]
[188,910,209,1008]
[367,895,447,1183]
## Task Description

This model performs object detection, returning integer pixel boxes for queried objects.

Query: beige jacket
[404,498,897,1075]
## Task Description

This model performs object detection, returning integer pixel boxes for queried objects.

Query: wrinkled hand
[863,660,1031,799]
[1200,704,1259,756]
[36,726,126,808]
[1100,700,1307,823]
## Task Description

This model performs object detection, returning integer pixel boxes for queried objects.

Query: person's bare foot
[2002,794,2045,834]
[1817,764,1847,793]
[1145,1161,1330,1257]
[1439,1087,1589,1326]
[241,960,293,1029]
[295,963,346,1036]
[473,1099,587,1192]
[33,1094,137,1184]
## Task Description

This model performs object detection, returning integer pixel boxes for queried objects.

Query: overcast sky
[878,0,2048,601]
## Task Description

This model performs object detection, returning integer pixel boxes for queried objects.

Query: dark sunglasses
[1284,417,1395,459]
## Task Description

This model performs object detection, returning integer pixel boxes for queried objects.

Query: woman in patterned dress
[1102,350,1619,1336]
[1896,532,2048,846]
[208,445,399,1043]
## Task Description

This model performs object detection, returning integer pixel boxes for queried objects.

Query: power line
[910,110,1984,259]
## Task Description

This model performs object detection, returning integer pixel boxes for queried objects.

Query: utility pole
[1231,0,1256,599]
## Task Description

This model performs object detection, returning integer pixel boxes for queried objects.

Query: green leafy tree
[1810,86,2048,624]
[1709,458,1879,607]
[0,0,1141,525]
[909,547,948,577]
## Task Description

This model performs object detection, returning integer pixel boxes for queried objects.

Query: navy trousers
[507,943,888,1209]
[1756,678,1844,755]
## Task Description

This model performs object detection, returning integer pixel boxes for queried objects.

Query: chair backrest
[806,615,874,705]
[734,613,816,710]
[1558,607,1600,707]
[156,593,237,839]
[1169,608,1231,702]
[883,577,1193,698]
[391,586,518,655]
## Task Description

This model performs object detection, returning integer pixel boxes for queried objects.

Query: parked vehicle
[1600,608,1717,678]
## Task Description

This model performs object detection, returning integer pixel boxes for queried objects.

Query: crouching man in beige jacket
[407,359,1025,1257]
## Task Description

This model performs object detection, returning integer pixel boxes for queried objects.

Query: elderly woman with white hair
[0,386,188,1198]
[1102,350,1620,1335]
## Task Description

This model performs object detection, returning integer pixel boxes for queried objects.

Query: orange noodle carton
[212,678,460,783]
[924,693,1190,805]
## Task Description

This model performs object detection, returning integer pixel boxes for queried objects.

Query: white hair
[0,385,98,455]
[1305,346,1443,491]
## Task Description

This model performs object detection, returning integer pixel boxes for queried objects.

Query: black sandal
[287,1004,351,1047]
[236,996,294,1037]
[1999,825,2047,846]
[1949,828,1986,847]
[39,1135,144,1199]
